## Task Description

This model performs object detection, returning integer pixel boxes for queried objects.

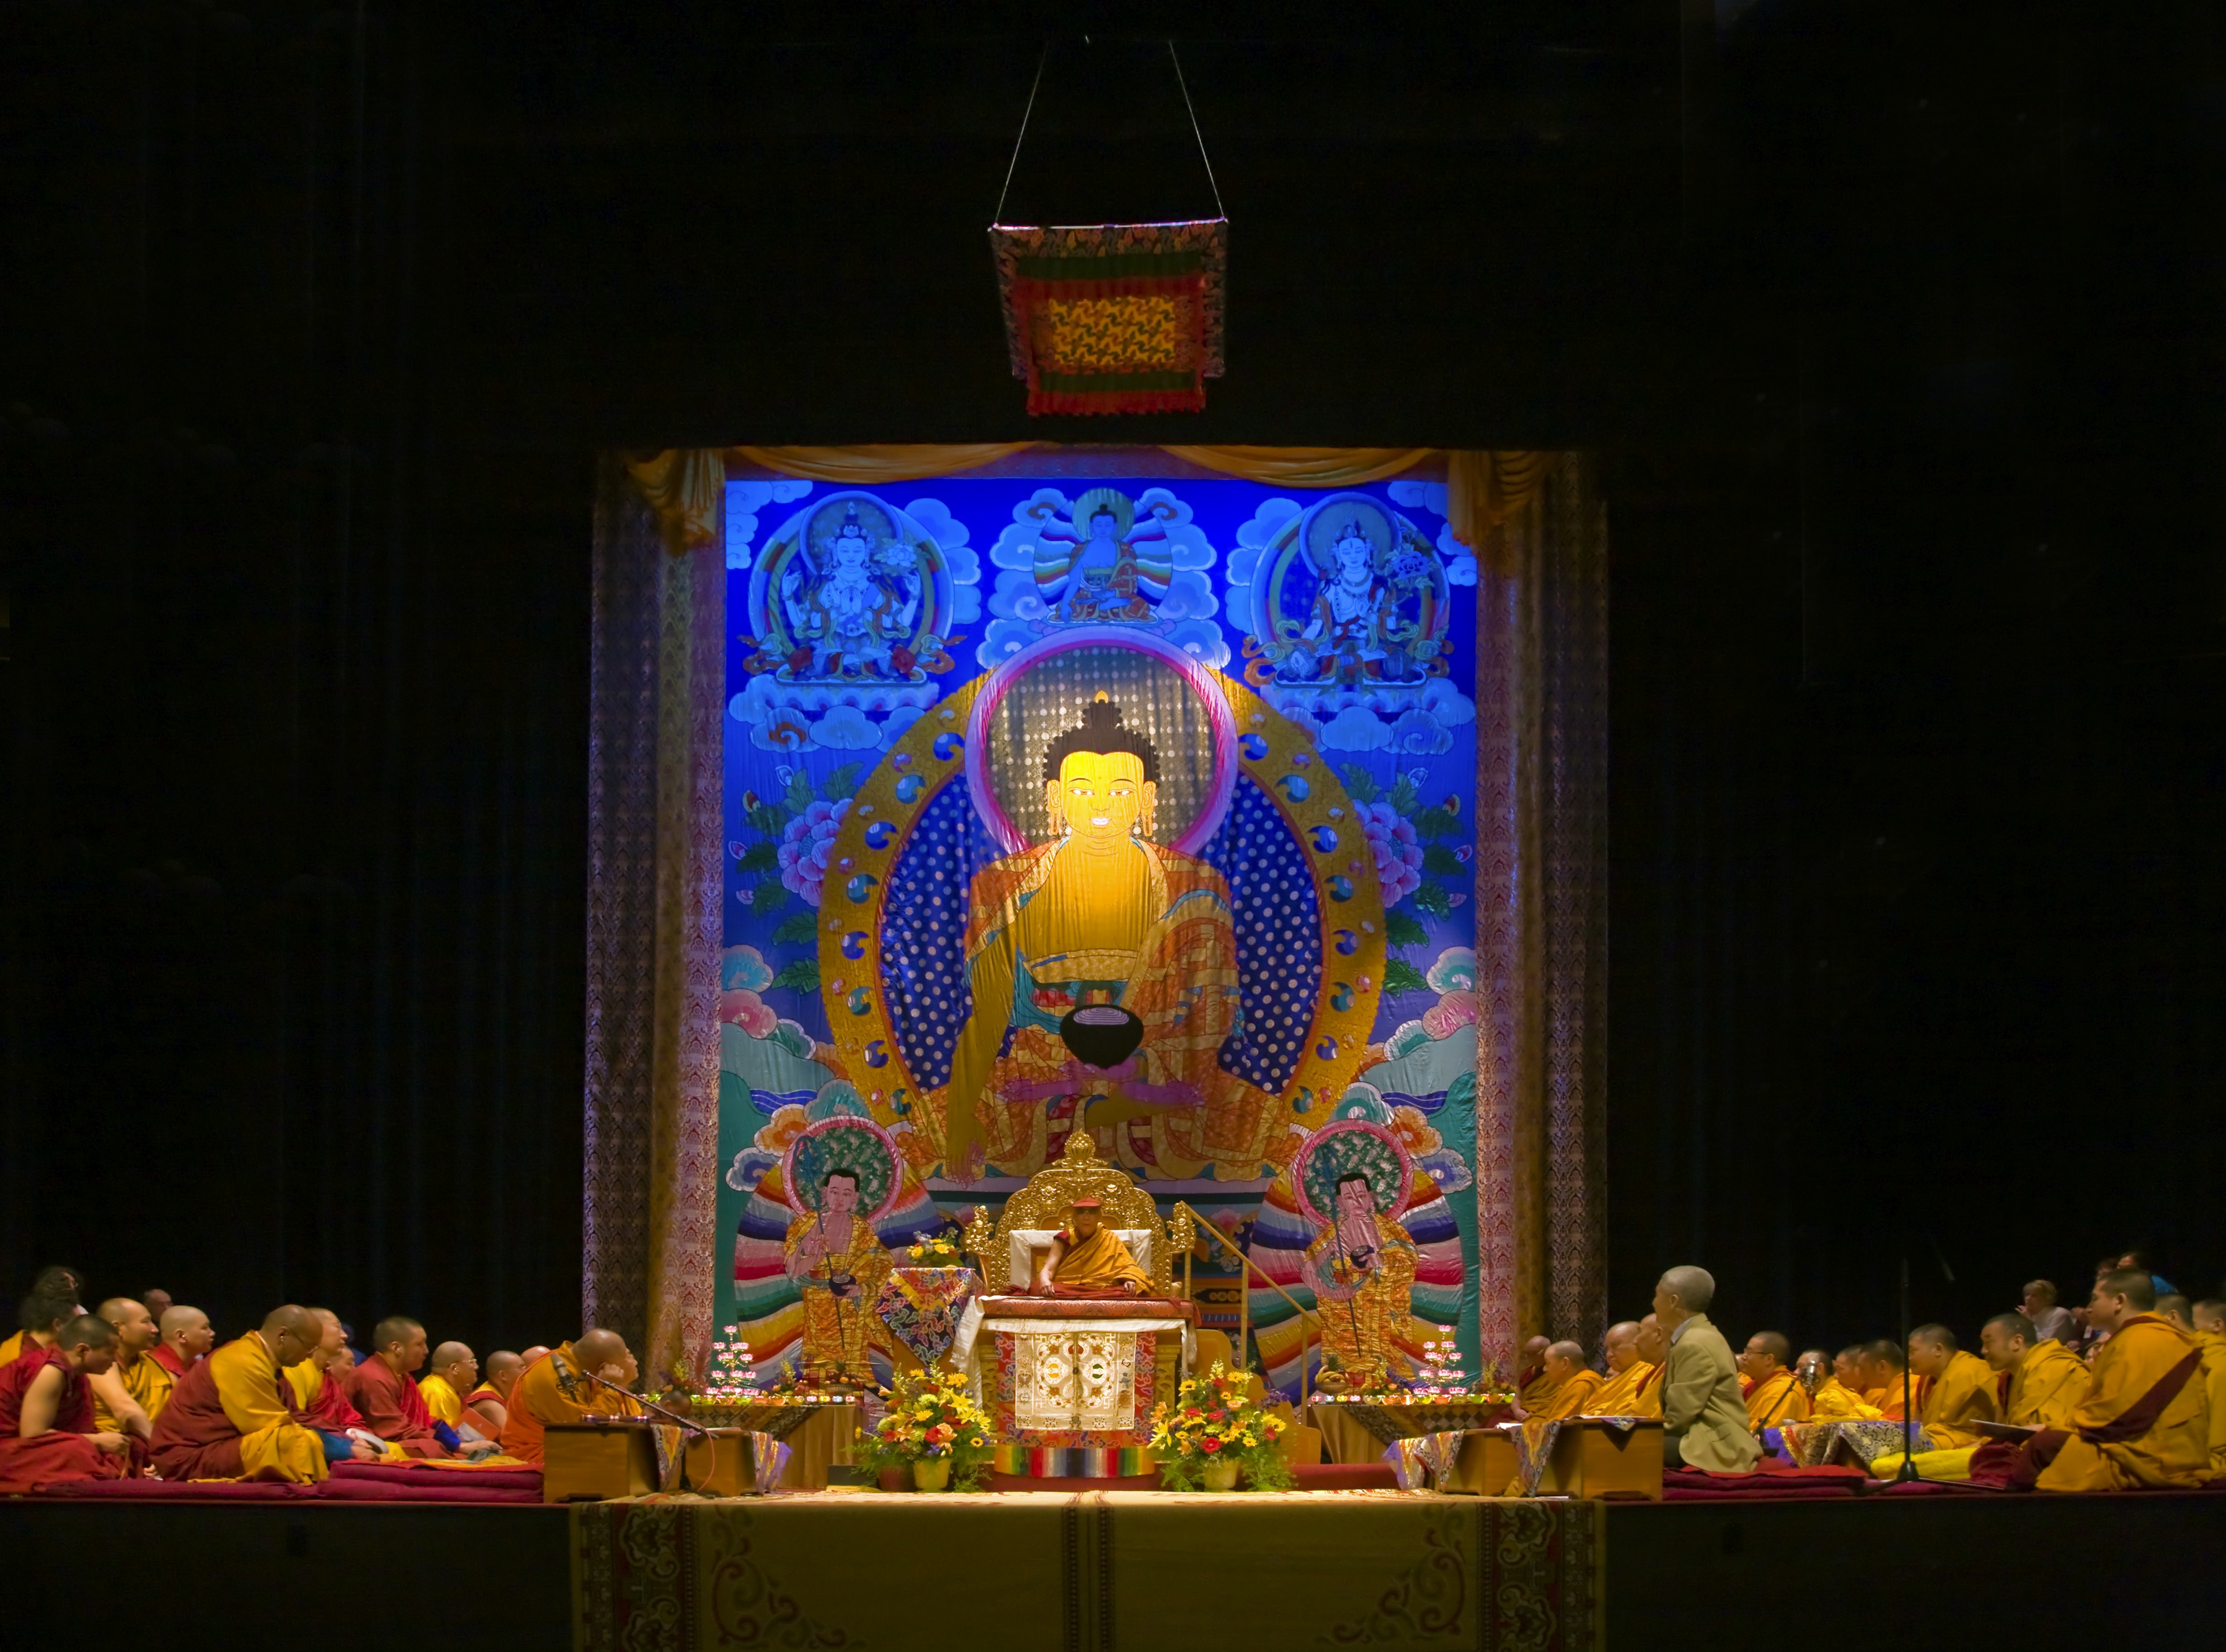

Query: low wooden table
[541,1420,766,1502]
[1308,1396,1516,1465]
[1449,1419,1664,1500]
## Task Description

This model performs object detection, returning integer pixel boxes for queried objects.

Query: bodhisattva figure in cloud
[938,693,1254,1178]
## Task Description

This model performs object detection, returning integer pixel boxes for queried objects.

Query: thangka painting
[715,457,1482,1398]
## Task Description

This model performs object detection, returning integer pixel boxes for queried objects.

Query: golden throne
[976,1131,1195,1300]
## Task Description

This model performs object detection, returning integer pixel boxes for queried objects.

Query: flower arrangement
[1409,1338,1469,1399]
[1148,1361,1295,1493]
[900,1234,967,1268]
[703,1326,765,1403]
[854,1369,994,1491]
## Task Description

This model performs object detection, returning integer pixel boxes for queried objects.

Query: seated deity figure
[939,694,1255,1177]
[1303,1171,1420,1387]
[1286,521,1419,685]
[781,506,921,677]
[1035,493,1167,623]
[782,1169,894,1385]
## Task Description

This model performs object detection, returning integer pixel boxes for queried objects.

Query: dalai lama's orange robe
[2034,1315,2210,1492]
[1744,1369,1812,1429]
[0,1346,129,1492]
[1536,1368,1605,1421]
[351,1358,448,1457]
[1809,1378,1882,1421]
[499,1342,640,1467]
[1918,1351,2002,1449]
[2003,1340,2087,1431]
[148,1333,327,1483]
[1050,1225,1151,1293]
[1587,1360,1658,1417]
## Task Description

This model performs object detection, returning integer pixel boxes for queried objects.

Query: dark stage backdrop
[5,5,2224,1355]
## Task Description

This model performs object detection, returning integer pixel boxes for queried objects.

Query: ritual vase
[911,1455,953,1493]
[876,1267,980,1371]
[1200,1458,1241,1492]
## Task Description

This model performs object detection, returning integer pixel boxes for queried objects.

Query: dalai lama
[1031,1198,1150,1296]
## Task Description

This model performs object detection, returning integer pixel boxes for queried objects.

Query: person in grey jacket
[1652,1264,1762,1472]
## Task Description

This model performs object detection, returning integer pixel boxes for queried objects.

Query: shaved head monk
[1738,1331,1811,1429]
[141,1289,173,1327]
[1034,1198,1150,1297]
[150,1305,370,1482]
[283,1310,368,1435]
[2027,1268,2211,1491]
[351,1317,448,1457]
[0,1315,137,1491]
[1529,1341,1603,1421]
[1856,1338,1911,1419]
[420,1342,484,1439]
[1808,1345,1882,1420]
[1587,1322,1658,1416]
[1909,1324,2001,1447]
[2192,1300,2226,1479]
[1981,1311,2086,1432]
[88,1298,166,1440]
[151,1305,214,1382]
[1653,1265,1759,1472]
[467,1351,524,1438]
[1516,1336,1555,1410]
[499,1329,643,1466]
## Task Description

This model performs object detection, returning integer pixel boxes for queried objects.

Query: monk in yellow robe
[467,1350,523,1438]
[784,1167,895,1384]
[1529,1342,1603,1420]
[1035,1197,1152,1296]
[1909,1324,2001,1449]
[1856,1339,1912,1420]
[1988,1312,2086,1430]
[1300,1176,1418,1386]
[148,1305,361,1481]
[498,1330,641,1467]
[2193,1299,2226,1478]
[1587,1322,1659,1416]
[2031,1269,2212,1491]
[1515,1336,1556,1411]
[1738,1331,1812,1429]
[89,1297,168,1437]
[938,696,1265,1180]
[1807,1346,1883,1421]
[419,1341,482,1433]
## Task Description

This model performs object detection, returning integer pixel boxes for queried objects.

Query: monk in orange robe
[466,1351,523,1438]
[351,1316,449,1457]
[1807,1346,1883,1421]
[1738,1331,1812,1429]
[1910,1324,2001,1449]
[1032,1198,1151,1296]
[88,1297,165,1441]
[149,1305,365,1482]
[1985,1312,2086,1431]
[498,1330,641,1466]
[1856,1339,1912,1420]
[2028,1269,2212,1491]
[283,1309,370,1433]
[1586,1322,1658,1416]
[0,1315,138,1491]
[1529,1341,1605,1420]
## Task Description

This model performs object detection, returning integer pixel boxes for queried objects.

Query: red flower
[1200,1438,1222,1453]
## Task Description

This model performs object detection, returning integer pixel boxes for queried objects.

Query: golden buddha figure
[1303,1171,1420,1388]
[938,693,1253,1177]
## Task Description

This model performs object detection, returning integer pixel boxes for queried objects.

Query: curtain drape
[585,461,724,1384]
[1474,453,1611,1371]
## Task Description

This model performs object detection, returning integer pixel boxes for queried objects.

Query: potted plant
[856,1369,994,1492]
[1148,1361,1296,1492]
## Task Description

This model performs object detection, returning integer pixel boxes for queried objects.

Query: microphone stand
[1897,1254,1921,1481]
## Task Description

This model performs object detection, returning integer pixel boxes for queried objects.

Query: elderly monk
[2027,1268,2212,1491]
[1515,1336,1555,1410]
[1527,1341,1603,1420]
[420,1341,481,1429]
[1909,1324,2001,1448]
[1738,1332,1812,1430]
[150,1305,372,1482]
[1654,1265,1760,1472]
[1587,1322,1657,1415]
[1033,1197,1150,1296]
[1807,1345,1883,1420]
[88,1298,166,1438]
[0,1315,139,1491]
[1856,1338,1912,1419]
[499,1330,642,1466]
[351,1317,449,1457]
[467,1350,523,1438]
[150,1305,215,1383]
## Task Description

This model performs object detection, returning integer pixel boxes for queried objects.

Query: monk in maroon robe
[0,1315,138,1491]
[351,1316,448,1457]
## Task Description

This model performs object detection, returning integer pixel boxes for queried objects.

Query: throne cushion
[1005,1228,1154,1290]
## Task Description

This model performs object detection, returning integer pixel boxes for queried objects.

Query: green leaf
[746,803,791,838]
[783,769,816,816]
[1383,958,1428,996]
[1384,909,1429,948]
[1411,880,1452,918]
[736,840,779,874]
[1336,763,1379,805]
[752,881,790,914]
[772,958,820,994]
[1387,773,1420,816]
[1422,843,1465,878]
[823,762,861,801]
[772,909,818,945]
[1409,805,1459,841]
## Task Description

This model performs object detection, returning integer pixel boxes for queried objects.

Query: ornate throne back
[985,1133,1193,1297]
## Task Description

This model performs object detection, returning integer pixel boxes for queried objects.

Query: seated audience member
[2027,1268,2210,1491]
[0,1288,81,1371]
[420,1342,489,1439]
[1983,1311,2086,1431]
[1653,1265,1759,1472]
[150,1305,372,1482]
[150,1305,215,1381]
[467,1350,523,1437]
[351,1317,450,1457]
[87,1298,166,1440]
[283,1309,368,1432]
[1586,1322,1656,1415]
[500,1330,643,1465]
[1857,1338,1912,1419]
[1809,1347,1883,1420]
[0,1314,137,1491]
[1738,1331,1811,1430]
[1515,1336,1555,1410]
[2021,1280,2075,1348]
[2192,1299,2226,1479]
[1529,1341,1603,1420]
[1909,1324,2001,1447]
[2118,1250,2177,1298]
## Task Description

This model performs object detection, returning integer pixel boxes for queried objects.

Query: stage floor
[3,1487,2223,1649]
